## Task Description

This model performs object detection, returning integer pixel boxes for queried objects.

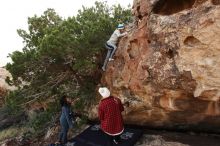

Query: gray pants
[102,42,117,71]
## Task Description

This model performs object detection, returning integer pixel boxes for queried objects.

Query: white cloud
[0,0,133,67]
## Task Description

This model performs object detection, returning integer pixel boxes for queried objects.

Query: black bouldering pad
[69,124,143,146]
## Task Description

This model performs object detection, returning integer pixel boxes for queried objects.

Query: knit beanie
[98,87,110,98]
[117,23,125,29]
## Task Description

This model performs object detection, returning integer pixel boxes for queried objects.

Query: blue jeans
[59,119,69,144]
[102,42,117,70]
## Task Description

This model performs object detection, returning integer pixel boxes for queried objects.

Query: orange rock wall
[93,0,220,133]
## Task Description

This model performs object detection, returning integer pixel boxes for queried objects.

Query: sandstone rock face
[0,68,16,90]
[135,135,189,146]
[0,68,16,106]
[95,0,220,132]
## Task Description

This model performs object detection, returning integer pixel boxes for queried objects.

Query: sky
[0,0,133,67]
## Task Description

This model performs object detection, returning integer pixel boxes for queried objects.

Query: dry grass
[0,126,28,142]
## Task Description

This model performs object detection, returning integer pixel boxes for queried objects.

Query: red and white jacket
[98,96,124,135]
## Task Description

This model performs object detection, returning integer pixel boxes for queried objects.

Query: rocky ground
[1,124,220,146]
[136,130,220,146]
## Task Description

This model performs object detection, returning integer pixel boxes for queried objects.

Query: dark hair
[60,95,68,107]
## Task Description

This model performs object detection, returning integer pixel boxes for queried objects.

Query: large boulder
[91,0,220,133]
[0,68,16,106]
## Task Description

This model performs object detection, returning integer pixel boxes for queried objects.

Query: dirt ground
[43,126,220,146]
[135,130,220,146]
[2,124,219,146]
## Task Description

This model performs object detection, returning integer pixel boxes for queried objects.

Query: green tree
[6,1,131,115]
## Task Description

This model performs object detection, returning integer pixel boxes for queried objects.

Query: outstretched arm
[118,99,124,112]
[115,30,127,37]
[69,98,80,105]
[117,32,127,37]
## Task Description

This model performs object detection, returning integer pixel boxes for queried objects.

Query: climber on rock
[102,23,127,71]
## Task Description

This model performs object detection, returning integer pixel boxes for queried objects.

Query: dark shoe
[55,141,64,146]
[65,142,76,146]
[55,143,63,146]
[113,139,119,144]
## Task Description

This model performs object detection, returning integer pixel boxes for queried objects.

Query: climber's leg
[102,43,114,71]
[108,43,117,60]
